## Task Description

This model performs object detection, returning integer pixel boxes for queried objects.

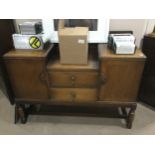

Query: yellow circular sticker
[29,36,41,49]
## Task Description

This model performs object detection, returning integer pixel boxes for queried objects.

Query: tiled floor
[0,88,155,135]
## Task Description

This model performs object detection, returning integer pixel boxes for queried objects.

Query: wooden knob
[70,92,76,101]
[70,75,76,81]
[71,81,75,86]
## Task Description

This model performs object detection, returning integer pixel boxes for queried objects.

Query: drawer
[50,88,97,102]
[48,71,98,87]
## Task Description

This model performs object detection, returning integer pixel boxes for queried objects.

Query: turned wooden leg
[127,106,137,129]
[121,107,127,116]
[18,105,27,124]
[14,105,20,124]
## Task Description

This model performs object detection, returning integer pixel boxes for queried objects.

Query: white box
[108,33,135,49]
[114,41,135,54]
[12,34,44,50]
[113,35,135,43]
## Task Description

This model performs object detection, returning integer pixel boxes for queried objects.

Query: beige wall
[14,19,155,47]
[110,19,147,47]
[145,19,155,34]
[110,19,155,47]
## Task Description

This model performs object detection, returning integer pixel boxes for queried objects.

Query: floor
[0,88,155,135]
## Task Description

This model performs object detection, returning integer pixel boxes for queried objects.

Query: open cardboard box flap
[58,19,89,34]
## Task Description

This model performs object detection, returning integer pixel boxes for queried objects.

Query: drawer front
[48,71,98,87]
[50,88,97,102]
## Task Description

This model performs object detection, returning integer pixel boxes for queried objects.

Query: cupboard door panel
[5,59,49,99]
[99,60,145,101]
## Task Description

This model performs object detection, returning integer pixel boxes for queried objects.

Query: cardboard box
[58,20,88,65]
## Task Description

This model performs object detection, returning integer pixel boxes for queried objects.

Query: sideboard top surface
[98,44,146,60]
[4,44,54,59]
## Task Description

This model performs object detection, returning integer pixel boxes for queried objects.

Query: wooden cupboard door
[99,60,145,102]
[5,59,49,99]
